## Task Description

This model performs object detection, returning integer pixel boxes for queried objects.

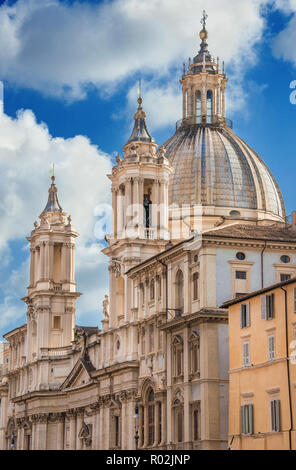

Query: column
[76,411,83,450]
[99,404,103,449]
[155,402,160,447]
[125,178,132,232]
[112,188,118,238]
[61,243,67,282]
[56,416,64,450]
[34,416,47,450]
[139,406,143,448]
[44,242,49,280]
[117,187,124,237]
[71,244,75,282]
[166,331,172,445]
[93,408,100,450]
[183,256,191,316]
[184,327,190,447]
[143,405,149,448]
[40,243,45,281]
[121,399,127,449]
[29,248,35,286]
[160,398,166,446]
[69,412,76,450]
[48,242,54,280]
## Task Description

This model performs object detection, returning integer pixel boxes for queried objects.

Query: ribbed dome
[163,125,285,220]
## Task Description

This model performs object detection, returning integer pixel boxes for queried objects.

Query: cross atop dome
[200,9,208,30]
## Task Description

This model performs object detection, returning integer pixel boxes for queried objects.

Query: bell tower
[23,175,81,363]
[103,95,173,328]
[180,10,228,127]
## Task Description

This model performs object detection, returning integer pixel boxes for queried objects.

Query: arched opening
[195,91,201,123]
[184,89,188,118]
[175,270,184,315]
[207,90,213,123]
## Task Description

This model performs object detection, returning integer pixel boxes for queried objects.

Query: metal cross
[200,10,208,29]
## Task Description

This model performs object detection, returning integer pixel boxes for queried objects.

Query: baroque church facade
[1,15,296,450]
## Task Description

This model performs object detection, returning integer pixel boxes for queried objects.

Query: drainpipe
[280,286,293,450]
[157,260,168,320]
[261,241,267,288]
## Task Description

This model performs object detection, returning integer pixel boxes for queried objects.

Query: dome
[163,124,285,221]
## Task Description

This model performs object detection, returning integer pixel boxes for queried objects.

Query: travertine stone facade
[0,15,294,451]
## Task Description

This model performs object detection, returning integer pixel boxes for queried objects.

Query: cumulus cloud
[0,0,270,117]
[0,97,112,336]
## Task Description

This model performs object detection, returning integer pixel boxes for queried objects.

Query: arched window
[207,90,213,123]
[196,91,201,123]
[148,389,155,446]
[175,270,184,315]
[184,90,188,118]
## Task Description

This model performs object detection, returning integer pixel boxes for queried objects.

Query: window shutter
[275,400,281,432]
[271,400,275,431]
[269,336,275,360]
[240,305,243,329]
[240,406,245,434]
[294,287,296,313]
[246,303,250,327]
[261,295,267,320]
[243,343,250,367]
[270,293,275,319]
[249,404,254,434]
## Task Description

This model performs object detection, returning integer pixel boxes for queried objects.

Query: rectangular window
[268,336,275,361]
[280,274,291,282]
[193,272,199,301]
[236,271,247,280]
[270,400,281,432]
[241,404,254,435]
[240,303,250,328]
[53,316,61,329]
[236,293,247,298]
[243,342,250,367]
[176,349,183,376]
[261,294,275,320]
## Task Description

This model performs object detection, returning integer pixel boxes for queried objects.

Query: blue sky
[0,0,296,339]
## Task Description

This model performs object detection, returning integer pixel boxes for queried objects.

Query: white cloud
[272,13,296,66]
[0,100,113,335]
[0,0,269,108]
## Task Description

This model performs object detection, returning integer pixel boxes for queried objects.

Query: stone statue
[103,295,110,319]
[143,194,152,228]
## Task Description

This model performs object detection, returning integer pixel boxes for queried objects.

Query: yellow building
[224,277,296,450]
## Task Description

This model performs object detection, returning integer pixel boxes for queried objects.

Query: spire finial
[137,79,143,107]
[201,10,208,30]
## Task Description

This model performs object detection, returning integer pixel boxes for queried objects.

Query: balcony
[176,114,233,131]
[40,346,73,359]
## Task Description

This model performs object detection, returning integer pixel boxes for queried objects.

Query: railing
[176,114,233,131]
[40,346,73,358]
[144,228,155,240]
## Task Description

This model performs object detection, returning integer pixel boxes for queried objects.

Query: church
[1,13,296,451]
